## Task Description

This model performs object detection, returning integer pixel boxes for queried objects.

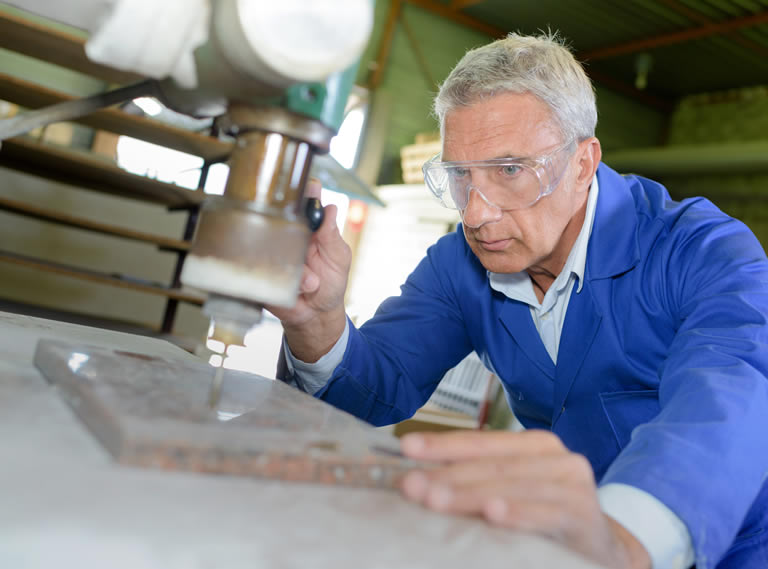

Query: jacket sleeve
[600,201,768,568]
[313,231,475,426]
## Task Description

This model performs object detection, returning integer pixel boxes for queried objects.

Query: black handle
[305,197,324,232]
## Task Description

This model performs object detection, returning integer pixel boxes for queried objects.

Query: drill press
[0,0,374,403]
[158,0,374,346]
[162,0,375,400]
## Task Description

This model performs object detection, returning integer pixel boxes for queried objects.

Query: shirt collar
[566,172,600,293]
[488,173,600,298]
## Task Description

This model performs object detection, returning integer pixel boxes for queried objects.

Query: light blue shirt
[284,176,694,569]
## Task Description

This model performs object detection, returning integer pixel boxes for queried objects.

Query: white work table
[0,312,603,569]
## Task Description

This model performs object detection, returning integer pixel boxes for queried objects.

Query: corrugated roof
[432,0,768,101]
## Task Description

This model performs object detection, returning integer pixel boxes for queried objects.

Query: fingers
[306,203,352,275]
[398,430,637,568]
[401,452,594,513]
[399,433,598,537]
[401,429,565,461]
[405,452,592,489]
[315,204,339,241]
[415,476,585,518]
[400,452,603,560]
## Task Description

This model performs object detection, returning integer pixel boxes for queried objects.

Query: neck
[526,196,589,300]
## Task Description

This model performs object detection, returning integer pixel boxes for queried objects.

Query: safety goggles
[422,139,576,212]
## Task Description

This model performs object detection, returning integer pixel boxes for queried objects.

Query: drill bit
[208,353,226,409]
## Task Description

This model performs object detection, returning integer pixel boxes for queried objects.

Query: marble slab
[33,339,421,489]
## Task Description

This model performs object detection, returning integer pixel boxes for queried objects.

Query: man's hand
[266,179,351,362]
[400,430,651,569]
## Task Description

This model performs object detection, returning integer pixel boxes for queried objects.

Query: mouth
[475,237,512,251]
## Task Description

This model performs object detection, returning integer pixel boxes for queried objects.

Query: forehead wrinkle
[490,151,530,160]
[443,121,558,162]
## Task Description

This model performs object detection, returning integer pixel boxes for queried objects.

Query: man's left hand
[399,430,651,569]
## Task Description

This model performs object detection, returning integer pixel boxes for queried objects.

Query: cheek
[527,202,571,244]
[508,213,547,250]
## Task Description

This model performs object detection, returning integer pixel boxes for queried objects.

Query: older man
[270,34,768,569]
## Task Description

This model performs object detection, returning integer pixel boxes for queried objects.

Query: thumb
[314,203,341,243]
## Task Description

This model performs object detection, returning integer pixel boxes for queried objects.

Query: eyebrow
[493,153,527,160]
[443,153,530,163]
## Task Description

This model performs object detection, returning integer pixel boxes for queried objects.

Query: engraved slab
[33,339,420,488]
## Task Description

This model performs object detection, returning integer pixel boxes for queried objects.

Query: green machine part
[284,62,360,132]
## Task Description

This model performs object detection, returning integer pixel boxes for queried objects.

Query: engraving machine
[0,0,373,349]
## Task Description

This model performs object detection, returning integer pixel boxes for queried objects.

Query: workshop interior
[1,0,768,564]
[3,0,768,443]
[3,0,768,449]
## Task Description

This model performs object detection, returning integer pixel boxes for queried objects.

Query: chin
[471,247,529,274]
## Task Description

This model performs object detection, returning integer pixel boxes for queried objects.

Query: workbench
[0,311,603,569]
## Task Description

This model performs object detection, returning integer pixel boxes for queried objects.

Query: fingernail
[402,471,429,500]
[428,484,453,510]
[401,434,425,456]
[485,498,507,522]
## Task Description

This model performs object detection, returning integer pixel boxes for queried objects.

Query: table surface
[0,311,603,569]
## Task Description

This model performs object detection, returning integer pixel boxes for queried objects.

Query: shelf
[0,9,210,338]
[0,9,142,85]
[0,73,232,161]
[0,195,191,252]
[0,138,204,208]
[0,249,204,305]
[0,297,199,353]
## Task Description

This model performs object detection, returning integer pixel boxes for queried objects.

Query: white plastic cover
[84,0,210,88]
[226,0,374,83]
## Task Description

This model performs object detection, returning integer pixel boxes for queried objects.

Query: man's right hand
[266,179,351,363]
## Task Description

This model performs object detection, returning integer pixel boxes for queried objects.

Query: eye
[448,167,469,179]
[500,164,521,176]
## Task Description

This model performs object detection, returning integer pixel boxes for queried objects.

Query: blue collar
[587,163,641,280]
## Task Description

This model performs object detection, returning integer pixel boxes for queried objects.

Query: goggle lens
[422,139,575,212]
[426,163,542,210]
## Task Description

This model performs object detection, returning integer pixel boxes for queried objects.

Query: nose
[460,186,503,228]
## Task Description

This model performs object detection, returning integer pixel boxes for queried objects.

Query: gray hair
[434,32,597,143]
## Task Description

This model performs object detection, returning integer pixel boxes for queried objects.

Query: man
[269,33,768,569]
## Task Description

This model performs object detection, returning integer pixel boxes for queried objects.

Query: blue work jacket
[313,163,768,568]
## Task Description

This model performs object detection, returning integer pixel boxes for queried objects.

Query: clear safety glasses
[422,139,576,212]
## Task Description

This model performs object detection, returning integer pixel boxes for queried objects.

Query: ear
[573,137,602,192]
